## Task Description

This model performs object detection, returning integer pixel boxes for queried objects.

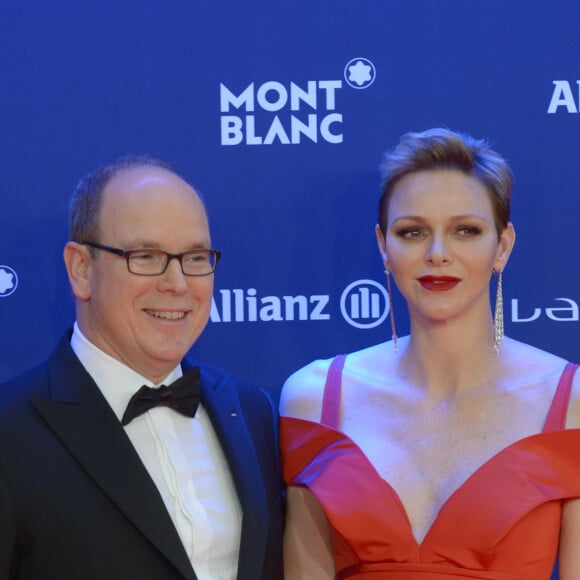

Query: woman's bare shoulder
[279,356,334,421]
[568,363,580,429]
[503,337,580,427]
[503,337,569,374]
[279,342,394,421]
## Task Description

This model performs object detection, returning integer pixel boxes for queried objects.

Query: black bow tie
[121,367,201,426]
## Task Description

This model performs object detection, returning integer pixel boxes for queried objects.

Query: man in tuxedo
[0,157,284,579]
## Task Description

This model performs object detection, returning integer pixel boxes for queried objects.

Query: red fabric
[281,363,579,579]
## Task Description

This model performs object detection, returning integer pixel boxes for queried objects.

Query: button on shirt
[70,324,242,580]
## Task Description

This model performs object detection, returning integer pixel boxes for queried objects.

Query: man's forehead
[107,164,183,190]
[101,166,202,208]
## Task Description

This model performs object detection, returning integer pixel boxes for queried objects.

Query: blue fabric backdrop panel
[1,0,578,401]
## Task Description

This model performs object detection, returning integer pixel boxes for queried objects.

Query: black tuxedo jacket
[0,334,284,580]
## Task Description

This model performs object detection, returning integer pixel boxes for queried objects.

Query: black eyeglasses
[82,242,221,277]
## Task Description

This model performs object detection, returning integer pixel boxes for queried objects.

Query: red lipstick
[418,276,461,291]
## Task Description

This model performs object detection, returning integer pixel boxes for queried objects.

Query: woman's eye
[397,227,425,239]
[456,225,482,236]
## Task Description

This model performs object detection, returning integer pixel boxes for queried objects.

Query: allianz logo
[548,80,580,113]
[209,279,579,328]
[210,279,389,329]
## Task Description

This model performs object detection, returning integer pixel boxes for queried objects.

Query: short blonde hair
[378,128,513,237]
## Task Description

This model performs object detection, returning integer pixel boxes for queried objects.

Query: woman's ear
[494,222,516,271]
[375,224,388,265]
[63,242,92,301]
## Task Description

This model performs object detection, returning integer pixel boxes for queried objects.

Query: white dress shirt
[70,323,242,580]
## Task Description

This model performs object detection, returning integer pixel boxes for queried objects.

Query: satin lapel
[31,339,197,580]
[196,365,268,580]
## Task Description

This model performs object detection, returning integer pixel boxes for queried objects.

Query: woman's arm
[280,358,336,578]
[284,487,335,579]
[559,498,580,579]
[560,367,580,579]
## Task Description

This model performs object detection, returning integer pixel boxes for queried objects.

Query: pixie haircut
[68,155,172,243]
[378,128,513,237]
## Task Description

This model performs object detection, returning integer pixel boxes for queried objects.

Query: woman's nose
[425,234,451,265]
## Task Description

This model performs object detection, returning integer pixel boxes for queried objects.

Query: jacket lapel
[32,337,197,580]
[195,363,269,580]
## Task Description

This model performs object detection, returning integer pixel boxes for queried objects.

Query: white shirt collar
[69,322,182,422]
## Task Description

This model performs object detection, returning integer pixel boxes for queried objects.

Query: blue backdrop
[1,3,579,577]
[1,0,578,395]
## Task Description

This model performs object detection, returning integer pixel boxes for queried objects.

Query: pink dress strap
[321,355,347,428]
[542,362,579,432]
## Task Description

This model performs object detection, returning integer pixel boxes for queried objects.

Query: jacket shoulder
[186,358,273,407]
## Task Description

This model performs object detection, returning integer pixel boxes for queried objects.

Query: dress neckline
[281,415,580,549]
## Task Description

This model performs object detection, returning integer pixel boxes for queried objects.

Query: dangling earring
[493,268,504,354]
[385,268,399,353]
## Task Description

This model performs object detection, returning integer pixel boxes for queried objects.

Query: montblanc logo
[220,57,376,146]
[210,278,389,329]
[547,80,580,113]
[0,265,18,297]
[343,57,376,89]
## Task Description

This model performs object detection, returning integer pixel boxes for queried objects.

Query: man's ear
[63,242,92,300]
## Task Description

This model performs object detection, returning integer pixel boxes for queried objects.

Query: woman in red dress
[280,128,580,579]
